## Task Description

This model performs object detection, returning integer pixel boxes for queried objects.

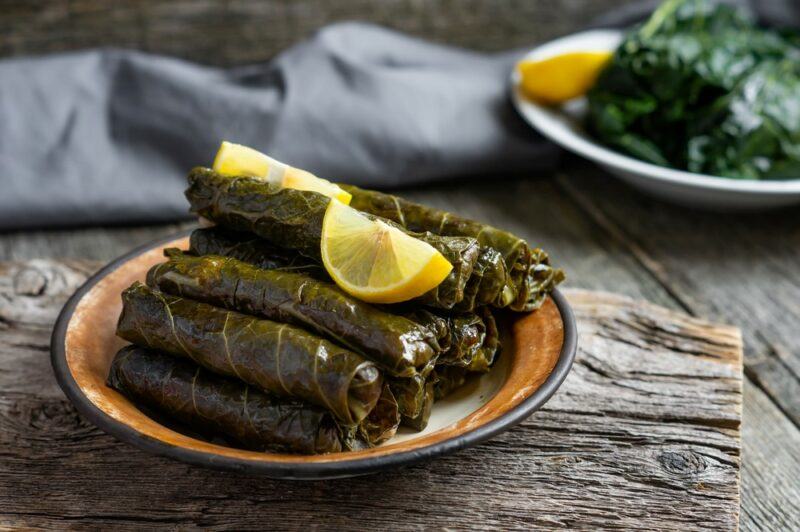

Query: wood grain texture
[555,160,800,429]
[0,259,741,530]
[0,0,638,66]
[0,222,194,263]
[2,174,799,529]
[740,382,800,532]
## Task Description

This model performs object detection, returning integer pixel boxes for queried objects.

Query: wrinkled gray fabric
[0,24,557,230]
[0,0,795,229]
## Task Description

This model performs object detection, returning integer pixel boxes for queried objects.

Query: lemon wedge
[517,51,612,105]
[321,199,453,304]
[212,141,352,204]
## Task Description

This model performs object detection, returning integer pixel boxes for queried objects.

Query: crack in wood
[554,173,797,439]
[555,173,699,316]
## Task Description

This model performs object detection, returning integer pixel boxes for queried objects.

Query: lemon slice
[517,51,612,105]
[321,200,453,304]
[212,141,352,204]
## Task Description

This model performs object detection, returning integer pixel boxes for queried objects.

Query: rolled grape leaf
[415,307,499,371]
[147,249,443,378]
[452,246,507,313]
[389,374,427,420]
[187,228,495,364]
[107,345,344,454]
[436,313,487,368]
[466,307,500,374]
[433,366,469,400]
[342,184,565,311]
[186,167,327,259]
[190,227,325,278]
[388,356,437,421]
[401,380,434,432]
[401,308,451,353]
[431,313,499,400]
[412,235,479,310]
[116,282,381,425]
[185,168,480,309]
[358,383,401,445]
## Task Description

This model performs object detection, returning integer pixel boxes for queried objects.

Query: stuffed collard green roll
[342,184,565,311]
[147,249,444,378]
[108,345,345,454]
[185,167,480,310]
[116,282,382,426]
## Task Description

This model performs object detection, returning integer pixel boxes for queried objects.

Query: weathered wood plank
[0,222,193,263]
[0,260,742,530]
[555,160,800,429]
[0,0,638,66]
[740,381,800,532]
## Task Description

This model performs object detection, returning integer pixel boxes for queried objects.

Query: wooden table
[1,159,798,530]
[2,1,799,528]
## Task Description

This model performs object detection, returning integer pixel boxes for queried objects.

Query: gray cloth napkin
[0,0,794,230]
[0,24,557,230]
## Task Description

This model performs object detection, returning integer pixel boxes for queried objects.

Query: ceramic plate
[511,29,800,210]
[51,230,577,479]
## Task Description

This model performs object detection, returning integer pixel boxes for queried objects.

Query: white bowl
[510,29,800,210]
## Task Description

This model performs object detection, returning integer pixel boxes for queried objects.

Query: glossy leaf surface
[116,282,382,425]
[148,249,443,378]
[185,168,481,310]
[107,345,344,454]
[342,184,564,311]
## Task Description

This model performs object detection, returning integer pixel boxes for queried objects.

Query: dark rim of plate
[51,229,578,480]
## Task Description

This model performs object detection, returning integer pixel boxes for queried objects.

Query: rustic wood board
[555,162,800,428]
[0,260,742,530]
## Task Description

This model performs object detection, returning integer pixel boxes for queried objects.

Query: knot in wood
[658,450,707,476]
[13,266,48,296]
[25,399,83,432]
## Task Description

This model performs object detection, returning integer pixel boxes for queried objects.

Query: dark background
[1,0,638,65]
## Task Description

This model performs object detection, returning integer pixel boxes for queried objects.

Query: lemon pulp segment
[212,141,352,204]
[320,200,452,304]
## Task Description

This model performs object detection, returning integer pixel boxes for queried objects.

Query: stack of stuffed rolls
[108,149,563,455]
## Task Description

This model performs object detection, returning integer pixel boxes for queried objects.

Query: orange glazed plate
[51,230,576,479]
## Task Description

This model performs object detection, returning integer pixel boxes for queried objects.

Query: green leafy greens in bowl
[587,0,800,180]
